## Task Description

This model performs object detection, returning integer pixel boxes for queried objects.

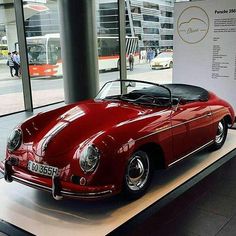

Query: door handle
[206,112,212,117]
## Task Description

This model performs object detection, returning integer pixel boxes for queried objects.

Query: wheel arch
[135,142,166,170]
[224,114,233,126]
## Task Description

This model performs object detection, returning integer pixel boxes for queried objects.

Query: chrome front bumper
[0,160,113,200]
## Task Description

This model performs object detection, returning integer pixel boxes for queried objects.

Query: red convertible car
[0,80,234,200]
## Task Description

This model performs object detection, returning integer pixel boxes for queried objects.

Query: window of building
[161,23,173,29]
[161,11,173,17]
[143,2,159,10]
[131,6,141,14]
[143,28,159,34]
[161,35,173,40]
[100,3,118,10]
[143,40,159,47]
[133,21,141,27]
[99,16,119,22]
[100,22,119,28]
[143,15,159,22]
[99,9,118,16]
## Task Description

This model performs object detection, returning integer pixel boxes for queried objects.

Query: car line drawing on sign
[177,6,209,44]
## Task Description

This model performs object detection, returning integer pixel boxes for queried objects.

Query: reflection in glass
[0,1,24,116]
[23,0,64,108]
[96,0,120,90]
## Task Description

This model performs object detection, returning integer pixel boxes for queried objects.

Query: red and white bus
[27,34,139,78]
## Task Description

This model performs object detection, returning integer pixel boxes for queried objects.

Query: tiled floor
[122,155,236,236]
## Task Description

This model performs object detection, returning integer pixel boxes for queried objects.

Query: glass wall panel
[126,0,174,85]
[97,0,120,90]
[0,1,24,116]
[23,0,64,108]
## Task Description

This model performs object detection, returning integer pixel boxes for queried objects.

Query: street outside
[0,63,172,116]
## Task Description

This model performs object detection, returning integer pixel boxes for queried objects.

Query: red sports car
[0,80,234,200]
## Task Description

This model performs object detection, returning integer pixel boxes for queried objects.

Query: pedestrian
[6,52,15,77]
[12,51,20,77]
[147,48,152,63]
[128,53,134,71]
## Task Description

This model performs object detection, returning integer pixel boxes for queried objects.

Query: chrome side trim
[168,140,214,167]
[136,112,211,142]
[171,113,211,130]
[12,176,113,199]
[136,125,172,141]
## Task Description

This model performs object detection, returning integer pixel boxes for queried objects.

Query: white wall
[173,0,236,111]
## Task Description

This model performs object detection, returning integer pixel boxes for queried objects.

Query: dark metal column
[14,0,33,112]
[118,0,127,94]
[58,0,99,104]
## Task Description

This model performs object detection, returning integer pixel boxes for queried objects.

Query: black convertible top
[132,83,209,102]
[163,84,209,101]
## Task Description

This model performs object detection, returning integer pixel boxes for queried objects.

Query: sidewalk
[0,64,15,81]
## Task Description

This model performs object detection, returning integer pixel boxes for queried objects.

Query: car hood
[25,99,157,158]
[152,57,171,63]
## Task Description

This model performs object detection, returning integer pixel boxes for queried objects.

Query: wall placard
[173,0,236,111]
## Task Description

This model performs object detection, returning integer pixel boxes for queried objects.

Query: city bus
[26,34,139,78]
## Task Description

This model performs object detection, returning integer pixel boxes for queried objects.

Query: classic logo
[177,6,209,44]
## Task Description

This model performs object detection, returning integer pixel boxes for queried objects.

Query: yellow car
[0,44,8,58]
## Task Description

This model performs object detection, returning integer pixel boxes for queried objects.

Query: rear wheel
[123,150,153,199]
[211,119,228,150]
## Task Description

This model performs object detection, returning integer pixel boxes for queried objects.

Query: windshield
[96,80,171,107]
[27,44,47,65]
[157,52,173,58]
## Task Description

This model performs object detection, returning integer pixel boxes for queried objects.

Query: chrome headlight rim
[79,144,100,173]
[7,128,22,152]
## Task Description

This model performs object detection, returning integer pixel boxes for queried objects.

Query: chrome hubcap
[215,121,224,144]
[126,152,149,191]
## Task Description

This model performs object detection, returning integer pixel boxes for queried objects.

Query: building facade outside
[22,0,174,50]
[97,0,174,50]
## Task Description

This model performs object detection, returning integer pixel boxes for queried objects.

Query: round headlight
[7,129,22,152]
[79,145,100,173]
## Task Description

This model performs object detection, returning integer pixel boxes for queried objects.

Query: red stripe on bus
[99,52,139,60]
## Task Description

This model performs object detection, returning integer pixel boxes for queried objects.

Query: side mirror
[125,82,136,88]
[179,98,187,105]
[172,97,186,110]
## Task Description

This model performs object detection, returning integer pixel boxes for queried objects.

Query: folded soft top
[164,84,209,101]
[131,83,209,102]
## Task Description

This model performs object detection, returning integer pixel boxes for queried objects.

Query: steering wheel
[135,95,162,105]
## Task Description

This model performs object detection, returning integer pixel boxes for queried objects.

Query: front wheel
[122,150,153,199]
[211,119,228,150]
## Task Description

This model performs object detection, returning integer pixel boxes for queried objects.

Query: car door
[188,102,214,150]
[170,102,214,165]
[170,104,192,164]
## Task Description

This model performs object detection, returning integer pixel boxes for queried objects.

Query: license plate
[27,161,58,177]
